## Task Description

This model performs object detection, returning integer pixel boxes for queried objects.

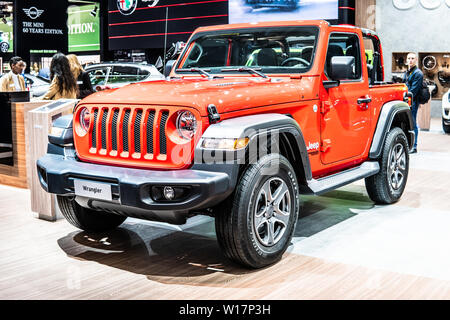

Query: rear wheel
[365,127,409,204]
[215,154,299,268]
[57,196,126,232]
[443,118,450,134]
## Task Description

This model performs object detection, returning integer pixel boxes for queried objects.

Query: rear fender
[369,100,414,158]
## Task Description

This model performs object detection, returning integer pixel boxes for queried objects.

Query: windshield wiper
[176,68,214,79]
[220,67,268,78]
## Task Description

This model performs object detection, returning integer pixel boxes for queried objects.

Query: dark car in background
[85,62,165,91]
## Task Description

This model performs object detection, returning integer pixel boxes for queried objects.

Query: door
[320,32,372,165]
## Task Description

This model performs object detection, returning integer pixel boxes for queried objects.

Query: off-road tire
[443,118,450,134]
[365,127,409,204]
[57,195,126,232]
[215,154,300,268]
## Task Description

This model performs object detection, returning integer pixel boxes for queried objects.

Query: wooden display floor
[1,118,450,300]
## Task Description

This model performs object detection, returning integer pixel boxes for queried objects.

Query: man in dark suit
[403,52,423,154]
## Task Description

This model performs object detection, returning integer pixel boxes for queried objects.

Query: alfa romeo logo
[117,0,138,15]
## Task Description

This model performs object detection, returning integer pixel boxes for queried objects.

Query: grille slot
[159,111,169,155]
[111,109,119,151]
[134,110,142,153]
[146,110,155,154]
[92,109,98,149]
[122,110,131,152]
[101,109,109,150]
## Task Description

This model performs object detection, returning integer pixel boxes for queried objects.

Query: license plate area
[74,179,113,201]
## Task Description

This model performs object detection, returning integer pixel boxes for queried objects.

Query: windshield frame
[174,26,320,76]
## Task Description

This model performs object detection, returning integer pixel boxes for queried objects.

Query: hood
[80,76,318,117]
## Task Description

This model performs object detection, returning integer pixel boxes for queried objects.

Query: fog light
[163,186,175,200]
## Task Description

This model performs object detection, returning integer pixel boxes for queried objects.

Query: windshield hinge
[207,104,220,124]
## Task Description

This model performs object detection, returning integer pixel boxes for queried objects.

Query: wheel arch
[369,100,415,159]
[194,113,312,189]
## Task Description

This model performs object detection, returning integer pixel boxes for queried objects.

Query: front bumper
[37,154,233,224]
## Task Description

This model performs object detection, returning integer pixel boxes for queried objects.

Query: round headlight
[176,110,197,140]
[79,107,91,133]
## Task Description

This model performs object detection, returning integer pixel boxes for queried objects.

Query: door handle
[357,97,372,104]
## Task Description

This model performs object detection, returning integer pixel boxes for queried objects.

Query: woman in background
[67,54,95,99]
[41,53,77,100]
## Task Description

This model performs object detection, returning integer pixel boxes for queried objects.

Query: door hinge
[321,101,331,114]
[321,139,331,152]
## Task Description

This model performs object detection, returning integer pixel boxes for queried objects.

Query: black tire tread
[215,154,299,268]
[57,196,126,232]
[443,118,450,134]
[365,127,409,204]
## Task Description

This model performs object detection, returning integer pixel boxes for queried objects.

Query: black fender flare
[369,100,415,159]
[193,113,312,188]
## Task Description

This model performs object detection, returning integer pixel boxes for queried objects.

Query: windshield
[178,26,319,74]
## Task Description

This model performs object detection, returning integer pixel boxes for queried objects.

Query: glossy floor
[1,118,449,299]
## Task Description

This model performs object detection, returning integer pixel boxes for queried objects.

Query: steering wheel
[281,57,310,67]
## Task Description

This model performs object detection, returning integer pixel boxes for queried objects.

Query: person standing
[41,53,77,100]
[403,52,423,154]
[67,54,95,99]
[0,57,26,92]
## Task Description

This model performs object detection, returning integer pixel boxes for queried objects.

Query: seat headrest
[257,48,278,66]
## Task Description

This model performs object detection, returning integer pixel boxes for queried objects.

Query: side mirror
[164,60,176,77]
[330,56,355,80]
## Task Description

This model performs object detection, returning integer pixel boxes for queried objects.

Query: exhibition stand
[27,99,78,221]
[417,87,433,131]
[0,95,77,221]
[0,91,39,189]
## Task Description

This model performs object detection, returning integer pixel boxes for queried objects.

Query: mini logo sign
[117,0,138,15]
[23,7,44,19]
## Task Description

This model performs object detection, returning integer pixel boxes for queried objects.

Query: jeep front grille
[86,106,191,164]
[76,105,200,170]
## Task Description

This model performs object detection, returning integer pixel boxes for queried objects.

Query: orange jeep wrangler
[37,20,414,268]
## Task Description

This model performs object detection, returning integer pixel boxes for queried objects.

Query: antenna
[163,7,168,72]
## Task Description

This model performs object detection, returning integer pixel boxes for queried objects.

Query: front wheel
[57,196,126,232]
[365,127,409,204]
[215,154,300,268]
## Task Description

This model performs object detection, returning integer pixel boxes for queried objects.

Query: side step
[302,161,380,195]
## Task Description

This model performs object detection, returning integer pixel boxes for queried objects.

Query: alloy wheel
[388,142,406,190]
[253,177,291,247]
